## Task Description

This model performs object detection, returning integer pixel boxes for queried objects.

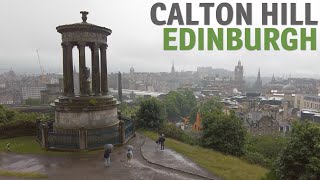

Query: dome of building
[282,83,297,94]
[265,83,284,90]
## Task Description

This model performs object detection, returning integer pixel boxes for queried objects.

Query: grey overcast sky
[0,0,320,77]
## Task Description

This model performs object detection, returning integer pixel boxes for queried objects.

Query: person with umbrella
[104,144,113,167]
[125,145,133,168]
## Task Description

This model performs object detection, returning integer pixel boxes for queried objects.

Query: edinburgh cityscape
[0,1,319,180]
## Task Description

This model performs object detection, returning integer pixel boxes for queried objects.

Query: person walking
[104,149,111,167]
[125,149,133,168]
[159,134,166,151]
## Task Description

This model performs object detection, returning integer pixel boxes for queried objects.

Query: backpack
[127,150,133,158]
[104,150,110,158]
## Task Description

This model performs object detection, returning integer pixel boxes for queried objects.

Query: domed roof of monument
[56,11,112,35]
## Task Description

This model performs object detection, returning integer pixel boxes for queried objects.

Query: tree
[274,121,320,179]
[163,90,197,119]
[190,97,223,124]
[201,110,246,156]
[119,102,138,117]
[136,97,166,129]
[180,90,197,116]
[24,98,41,105]
[0,109,7,123]
[163,90,197,120]
[163,91,181,119]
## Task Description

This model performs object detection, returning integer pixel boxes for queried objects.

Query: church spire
[171,60,175,73]
[254,68,262,92]
[271,73,276,83]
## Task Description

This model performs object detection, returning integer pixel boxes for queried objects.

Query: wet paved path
[141,138,216,179]
[0,133,216,180]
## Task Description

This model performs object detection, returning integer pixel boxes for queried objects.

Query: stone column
[91,43,100,95]
[66,42,74,96]
[78,42,87,96]
[61,43,68,96]
[100,44,108,95]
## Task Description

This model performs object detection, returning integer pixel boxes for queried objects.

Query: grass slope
[0,136,101,155]
[142,131,268,180]
[0,170,47,179]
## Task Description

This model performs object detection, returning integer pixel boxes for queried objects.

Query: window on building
[279,127,283,132]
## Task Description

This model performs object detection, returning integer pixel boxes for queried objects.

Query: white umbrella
[104,144,114,150]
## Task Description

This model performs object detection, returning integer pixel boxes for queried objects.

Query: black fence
[87,127,120,149]
[48,130,80,150]
[125,120,134,140]
[36,116,135,151]
[35,120,42,143]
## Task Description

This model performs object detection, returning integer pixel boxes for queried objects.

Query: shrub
[89,99,97,105]
[242,151,270,167]
[0,107,39,138]
[0,119,37,138]
[245,134,288,165]
[158,123,197,145]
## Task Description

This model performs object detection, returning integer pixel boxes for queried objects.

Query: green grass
[0,170,47,178]
[0,136,102,155]
[142,130,268,180]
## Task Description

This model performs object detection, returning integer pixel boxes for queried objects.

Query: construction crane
[36,49,47,84]
[36,49,44,75]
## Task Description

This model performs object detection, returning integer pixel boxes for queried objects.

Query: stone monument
[54,11,118,129]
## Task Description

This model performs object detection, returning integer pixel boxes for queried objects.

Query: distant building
[0,93,14,104]
[197,67,212,77]
[130,66,134,75]
[234,61,244,92]
[246,112,291,135]
[252,68,262,92]
[171,62,175,74]
[295,94,320,112]
[249,115,280,135]
[192,111,202,132]
[40,83,62,104]
[22,86,46,100]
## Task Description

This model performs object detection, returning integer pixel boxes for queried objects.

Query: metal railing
[35,114,135,150]
[125,120,134,140]
[48,130,80,149]
[87,128,120,149]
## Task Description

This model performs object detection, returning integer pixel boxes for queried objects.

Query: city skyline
[0,0,320,77]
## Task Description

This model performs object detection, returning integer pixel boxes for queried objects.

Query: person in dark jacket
[104,149,111,167]
[158,134,166,151]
